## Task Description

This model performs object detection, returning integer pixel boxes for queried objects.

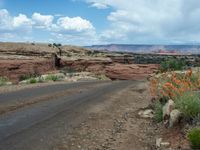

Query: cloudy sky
[0,0,200,45]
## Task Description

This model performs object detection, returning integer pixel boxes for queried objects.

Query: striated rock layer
[0,58,159,83]
[0,59,56,83]
[61,59,159,80]
[105,63,159,80]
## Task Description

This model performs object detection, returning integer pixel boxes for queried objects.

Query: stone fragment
[138,109,154,118]
[160,142,170,148]
[156,138,162,147]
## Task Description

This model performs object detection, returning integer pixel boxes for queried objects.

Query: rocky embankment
[0,59,55,83]
[0,58,158,83]
[0,42,159,83]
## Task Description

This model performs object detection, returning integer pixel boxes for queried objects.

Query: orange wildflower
[187,69,192,77]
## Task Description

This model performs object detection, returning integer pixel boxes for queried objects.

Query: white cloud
[13,14,32,27]
[0,33,15,39]
[0,9,32,35]
[0,9,94,32]
[90,2,108,9]
[0,9,13,30]
[55,16,94,32]
[0,9,96,44]
[32,13,54,29]
[51,30,98,45]
[86,0,200,44]
[51,16,97,45]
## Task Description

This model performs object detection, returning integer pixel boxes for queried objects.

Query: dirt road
[0,81,157,150]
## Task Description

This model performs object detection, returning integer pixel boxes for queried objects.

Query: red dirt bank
[0,59,55,83]
[0,59,159,83]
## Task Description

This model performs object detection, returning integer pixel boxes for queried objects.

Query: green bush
[51,75,59,81]
[0,77,8,86]
[190,73,199,85]
[175,92,200,120]
[48,43,52,47]
[65,67,76,74]
[19,74,37,81]
[160,58,186,72]
[29,78,37,84]
[193,114,200,125]
[96,74,110,80]
[153,101,163,123]
[188,127,200,149]
[45,75,62,82]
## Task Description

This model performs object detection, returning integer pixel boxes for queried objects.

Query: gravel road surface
[0,81,145,150]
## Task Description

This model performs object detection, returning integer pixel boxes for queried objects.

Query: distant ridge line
[85,44,200,54]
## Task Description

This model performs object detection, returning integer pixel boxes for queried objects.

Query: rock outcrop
[62,60,159,81]
[0,42,160,83]
[0,58,159,83]
[0,59,56,83]
[105,63,159,80]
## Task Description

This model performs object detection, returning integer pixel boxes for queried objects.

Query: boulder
[163,99,174,120]
[169,109,182,127]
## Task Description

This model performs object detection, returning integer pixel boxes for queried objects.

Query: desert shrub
[188,127,200,149]
[175,92,200,120]
[190,72,200,87]
[48,43,52,47]
[19,74,37,81]
[53,43,62,47]
[51,75,59,81]
[37,77,44,83]
[87,51,92,55]
[45,75,63,82]
[150,70,200,99]
[66,67,76,74]
[192,114,200,125]
[61,67,76,75]
[190,73,198,82]
[96,74,110,80]
[68,73,74,78]
[0,77,8,86]
[29,78,37,84]
[153,101,163,123]
[160,58,186,72]
[20,75,30,81]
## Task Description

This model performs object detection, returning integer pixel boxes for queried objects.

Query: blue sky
[1,0,200,45]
